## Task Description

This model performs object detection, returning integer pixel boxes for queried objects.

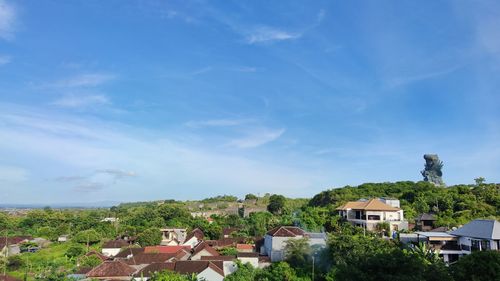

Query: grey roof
[416,213,436,221]
[450,219,500,240]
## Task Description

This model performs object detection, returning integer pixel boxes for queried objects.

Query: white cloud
[54,73,115,88]
[51,94,110,108]
[228,128,285,148]
[0,105,320,200]
[0,55,11,65]
[0,0,15,40]
[246,26,301,44]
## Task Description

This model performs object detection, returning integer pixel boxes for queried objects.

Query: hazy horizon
[1,1,499,204]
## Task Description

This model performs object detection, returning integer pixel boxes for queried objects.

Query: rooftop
[450,219,500,240]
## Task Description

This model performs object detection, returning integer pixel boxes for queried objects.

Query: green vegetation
[0,180,498,280]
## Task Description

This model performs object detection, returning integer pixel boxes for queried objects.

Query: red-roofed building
[190,242,220,260]
[86,260,136,280]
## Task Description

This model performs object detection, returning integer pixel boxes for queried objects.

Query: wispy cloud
[53,73,115,88]
[228,128,286,148]
[51,94,110,108]
[96,169,136,179]
[0,55,11,65]
[185,118,253,128]
[0,0,15,40]
[191,66,213,76]
[245,26,301,44]
[387,65,460,88]
[54,175,86,182]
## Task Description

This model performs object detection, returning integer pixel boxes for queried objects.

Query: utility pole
[312,255,315,281]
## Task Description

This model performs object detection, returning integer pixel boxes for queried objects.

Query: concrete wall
[102,248,121,257]
[198,268,224,281]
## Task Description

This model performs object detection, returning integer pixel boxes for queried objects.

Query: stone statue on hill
[421,154,445,186]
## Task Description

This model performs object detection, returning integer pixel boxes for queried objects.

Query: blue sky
[0,0,499,204]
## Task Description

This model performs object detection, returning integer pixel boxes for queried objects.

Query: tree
[137,228,162,247]
[267,194,286,215]
[474,177,486,186]
[73,229,101,245]
[255,262,309,281]
[219,247,238,256]
[284,238,311,268]
[65,244,85,259]
[79,255,102,268]
[333,249,451,281]
[37,226,58,241]
[150,270,197,281]
[451,251,500,281]
[224,261,257,281]
[245,194,258,201]
[6,255,24,270]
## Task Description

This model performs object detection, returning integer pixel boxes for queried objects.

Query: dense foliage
[310,181,500,226]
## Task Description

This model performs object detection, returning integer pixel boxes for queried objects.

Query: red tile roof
[124,253,177,265]
[86,260,136,278]
[144,245,191,254]
[336,199,400,211]
[201,255,236,261]
[113,247,144,259]
[85,250,108,261]
[174,260,224,277]
[192,241,220,257]
[134,262,175,278]
[236,244,254,250]
[102,239,129,249]
[185,228,204,242]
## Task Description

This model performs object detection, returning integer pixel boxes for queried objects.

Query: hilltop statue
[421,154,445,186]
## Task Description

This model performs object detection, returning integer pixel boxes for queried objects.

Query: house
[113,247,145,259]
[133,262,175,281]
[221,228,239,238]
[160,228,187,246]
[400,231,463,264]
[236,252,259,268]
[174,260,225,281]
[57,235,69,243]
[450,219,500,253]
[415,213,437,231]
[82,250,108,264]
[86,260,137,280]
[101,217,119,223]
[143,246,191,260]
[102,239,130,257]
[337,198,408,232]
[67,267,93,280]
[190,241,220,260]
[200,256,238,276]
[0,236,32,257]
[262,226,327,262]
[183,228,205,248]
[236,243,254,253]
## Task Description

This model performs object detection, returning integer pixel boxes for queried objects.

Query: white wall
[237,257,259,268]
[198,268,224,281]
[102,248,121,257]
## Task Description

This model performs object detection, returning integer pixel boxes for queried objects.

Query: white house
[183,228,205,249]
[400,231,463,264]
[101,239,129,257]
[337,198,408,232]
[175,261,225,281]
[190,242,220,260]
[450,219,500,253]
[262,226,327,262]
[160,228,187,246]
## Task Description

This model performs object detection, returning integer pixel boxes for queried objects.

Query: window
[367,215,380,220]
[481,240,491,250]
[471,240,480,251]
